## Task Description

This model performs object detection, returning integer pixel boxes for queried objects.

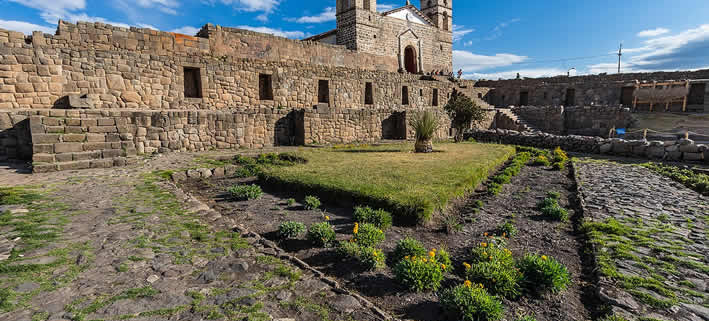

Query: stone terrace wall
[509,106,632,137]
[477,70,709,113]
[20,107,451,172]
[0,21,462,111]
[467,129,708,164]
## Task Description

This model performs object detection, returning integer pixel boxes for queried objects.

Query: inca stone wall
[507,106,632,137]
[477,71,709,113]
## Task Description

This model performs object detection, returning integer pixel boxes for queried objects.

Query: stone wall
[0,21,464,111]
[506,106,632,137]
[466,129,708,164]
[16,107,451,172]
[0,111,31,161]
[477,70,709,113]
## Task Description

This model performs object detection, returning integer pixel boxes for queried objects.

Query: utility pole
[617,44,623,74]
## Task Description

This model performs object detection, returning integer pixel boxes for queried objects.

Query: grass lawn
[259,142,515,224]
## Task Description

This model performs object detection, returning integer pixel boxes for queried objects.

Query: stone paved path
[575,160,709,321]
[0,149,380,321]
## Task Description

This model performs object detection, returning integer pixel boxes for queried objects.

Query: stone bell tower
[420,0,452,32]
[336,0,379,51]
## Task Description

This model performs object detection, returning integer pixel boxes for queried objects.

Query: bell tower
[420,0,452,32]
[336,0,378,50]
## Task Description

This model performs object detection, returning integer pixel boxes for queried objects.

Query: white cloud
[0,19,55,35]
[236,25,305,39]
[485,18,520,41]
[453,50,528,72]
[7,0,85,18]
[288,7,336,24]
[464,41,473,47]
[171,26,201,35]
[637,28,669,38]
[452,24,474,42]
[206,0,280,13]
[589,24,709,74]
[466,68,568,80]
[377,3,397,12]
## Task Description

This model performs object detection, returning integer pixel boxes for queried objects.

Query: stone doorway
[382,112,407,140]
[404,46,417,74]
[620,86,635,106]
[688,83,706,105]
[519,91,529,106]
[565,88,576,106]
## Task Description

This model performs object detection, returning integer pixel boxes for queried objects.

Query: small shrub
[256,152,307,166]
[537,196,569,222]
[515,314,537,321]
[337,241,386,271]
[392,237,427,263]
[227,184,263,201]
[551,161,566,171]
[517,254,571,294]
[234,155,257,166]
[546,191,561,200]
[436,247,452,269]
[306,222,336,247]
[488,152,531,195]
[531,155,551,167]
[286,198,296,207]
[496,221,517,238]
[234,165,259,178]
[278,221,306,239]
[466,241,521,298]
[439,282,504,321]
[474,200,484,209]
[304,195,321,210]
[353,206,393,230]
[352,223,385,247]
[552,147,568,163]
[394,254,445,292]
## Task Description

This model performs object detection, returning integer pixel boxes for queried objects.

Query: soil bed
[182,162,592,321]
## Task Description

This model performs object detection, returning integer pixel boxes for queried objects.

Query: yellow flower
[481,242,488,248]
[353,223,359,235]
[479,284,484,288]
[483,252,488,256]
[423,258,428,263]
[429,251,436,258]
[441,264,446,270]
[432,248,437,252]
[464,280,472,288]
[483,232,488,237]
[463,262,471,270]
[405,255,410,260]
[489,256,493,261]
[542,255,548,261]
[325,216,330,221]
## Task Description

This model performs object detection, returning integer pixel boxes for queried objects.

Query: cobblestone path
[575,160,709,321]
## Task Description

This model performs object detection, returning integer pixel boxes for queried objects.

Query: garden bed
[181,146,593,321]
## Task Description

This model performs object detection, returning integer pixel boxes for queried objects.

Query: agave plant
[409,110,440,153]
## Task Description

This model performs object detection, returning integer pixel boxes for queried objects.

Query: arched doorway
[404,46,417,74]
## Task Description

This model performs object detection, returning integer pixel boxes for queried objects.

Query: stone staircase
[496,108,535,132]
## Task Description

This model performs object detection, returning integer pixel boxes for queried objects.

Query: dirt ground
[183,161,594,321]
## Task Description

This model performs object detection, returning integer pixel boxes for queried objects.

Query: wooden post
[643,129,648,140]
[609,127,615,138]
[685,132,690,140]
[633,83,639,110]
[683,81,689,112]
[650,82,656,112]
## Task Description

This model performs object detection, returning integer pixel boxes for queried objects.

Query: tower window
[183,67,202,98]
[433,89,439,106]
[259,74,273,100]
[365,82,374,105]
[402,86,409,105]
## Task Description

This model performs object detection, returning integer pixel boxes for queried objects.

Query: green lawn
[260,142,515,224]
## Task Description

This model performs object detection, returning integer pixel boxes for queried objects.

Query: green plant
[517,254,571,294]
[445,93,488,142]
[336,241,386,271]
[227,184,263,201]
[551,147,568,171]
[392,237,427,263]
[547,191,561,199]
[234,166,259,178]
[409,110,441,143]
[515,314,537,321]
[465,240,521,298]
[394,253,446,292]
[278,221,306,239]
[352,223,385,247]
[531,155,551,167]
[439,282,504,321]
[286,198,296,207]
[642,162,709,195]
[303,195,321,210]
[537,196,569,222]
[489,152,531,195]
[436,247,452,269]
[496,221,517,238]
[306,222,336,247]
[353,206,393,230]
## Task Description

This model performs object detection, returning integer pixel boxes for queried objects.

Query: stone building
[0,1,487,173]
[305,0,453,74]
[477,70,709,113]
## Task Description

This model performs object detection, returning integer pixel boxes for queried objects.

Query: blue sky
[1,0,708,79]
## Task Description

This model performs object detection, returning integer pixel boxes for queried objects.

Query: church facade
[305,0,454,74]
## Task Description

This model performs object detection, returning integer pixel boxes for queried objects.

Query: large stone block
[62,134,86,142]
[106,74,125,90]
[32,134,61,144]
[55,142,84,153]
[57,161,90,171]
[683,152,703,162]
